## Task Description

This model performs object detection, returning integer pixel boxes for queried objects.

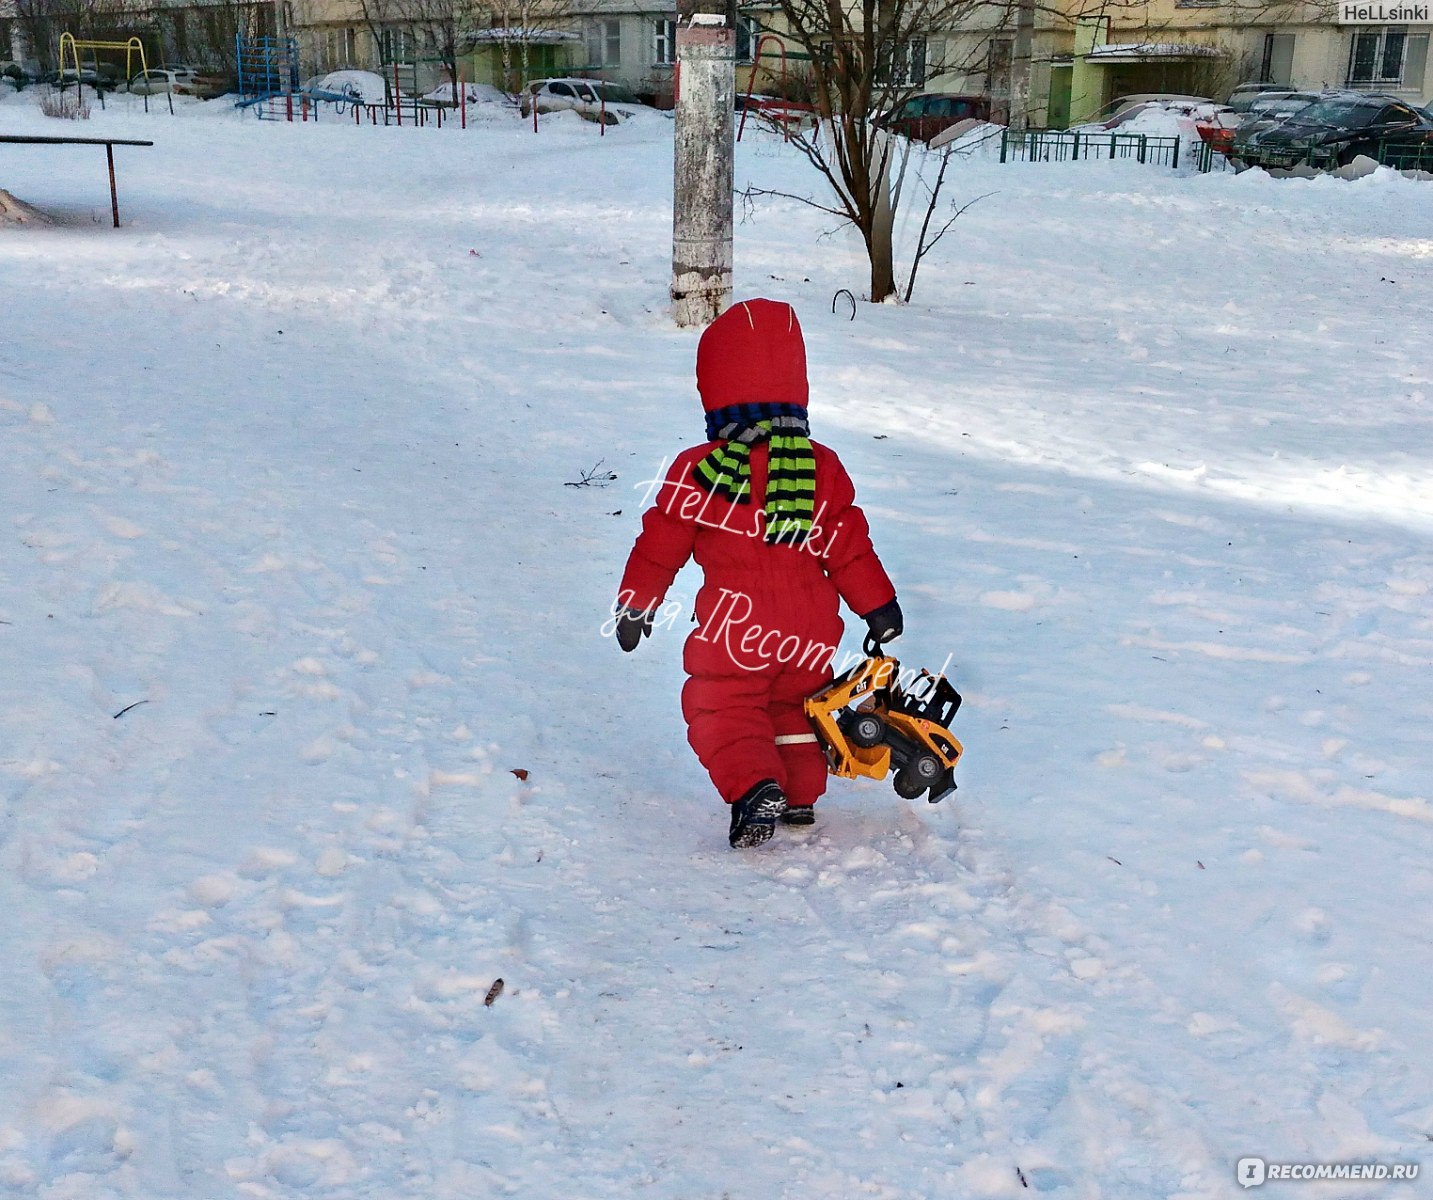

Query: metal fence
[998,129,1208,172]
[1234,140,1433,174]
[1378,142,1433,172]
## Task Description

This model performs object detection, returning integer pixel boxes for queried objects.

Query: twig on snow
[565,460,618,488]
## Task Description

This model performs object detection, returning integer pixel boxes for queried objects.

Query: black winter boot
[780,806,816,826]
[728,779,788,848]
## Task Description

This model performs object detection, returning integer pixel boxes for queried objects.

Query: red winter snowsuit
[617,299,896,809]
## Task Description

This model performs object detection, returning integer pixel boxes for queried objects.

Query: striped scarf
[693,402,817,547]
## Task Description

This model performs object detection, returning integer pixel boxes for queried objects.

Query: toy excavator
[805,635,964,804]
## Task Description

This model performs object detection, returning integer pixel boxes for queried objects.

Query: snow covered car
[1226,81,1301,113]
[1221,91,1320,160]
[1234,93,1433,170]
[1076,93,1213,131]
[304,70,388,106]
[519,78,655,125]
[423,81,513,108]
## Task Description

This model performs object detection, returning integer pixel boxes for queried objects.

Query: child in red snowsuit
[613,298,902,848]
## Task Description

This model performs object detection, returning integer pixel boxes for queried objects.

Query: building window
[873,36,925,86]
[736,14,762,63]
[1348,26,1407,84]
[380,27,413,63]
[1347,26,1429,87]
[654,18,676,66]
[587,18,621,67]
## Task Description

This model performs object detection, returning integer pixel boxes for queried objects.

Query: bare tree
[186,3,269,72]
[12,0,117,67]
[358,0,493,97]
[488,0,578,93]
[741,0,1021,301]
[744,0,1303,302]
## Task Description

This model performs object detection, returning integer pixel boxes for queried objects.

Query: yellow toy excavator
[804,636,964,804]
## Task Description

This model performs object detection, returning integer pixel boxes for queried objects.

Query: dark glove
[614,607,654,653]
[862,598,903,645]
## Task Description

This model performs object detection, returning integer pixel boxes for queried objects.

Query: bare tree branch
[903,179,993,302]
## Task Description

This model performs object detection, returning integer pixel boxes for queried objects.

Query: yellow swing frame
[57,33,149,91]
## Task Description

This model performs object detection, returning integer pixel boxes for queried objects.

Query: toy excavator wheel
[849,713,886,749]
[893,769,927,799]
[912,752,943,782]
[895,753,943,799]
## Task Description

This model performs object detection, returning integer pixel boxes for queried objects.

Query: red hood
[696,299,809,414]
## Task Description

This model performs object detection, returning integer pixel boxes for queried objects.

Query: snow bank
[0,187,49,224]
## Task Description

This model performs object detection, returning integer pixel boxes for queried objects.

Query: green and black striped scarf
[693,404,817,547]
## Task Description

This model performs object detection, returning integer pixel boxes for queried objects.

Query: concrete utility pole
[670,0,737,328]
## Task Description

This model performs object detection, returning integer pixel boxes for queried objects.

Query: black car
[1235,92,1433,170]
[46,61,124,91]
[1225,92,1320,163]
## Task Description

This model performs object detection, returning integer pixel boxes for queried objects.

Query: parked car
[875,93,991,142]
[303,70,387,105]
[1234,92,1433,169]
[1232,92,1319,141]
[1244,90,1320,120]
[1,59,42,87]
[127,66,229,99]
[1080,93,1213,129]
[519,78,655,124]
[50,60,123,90]
[1194,92,1316,157]
[423,81,512,108]
[1227,81,1299,112]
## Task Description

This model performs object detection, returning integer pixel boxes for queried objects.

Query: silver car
[518,77,652,125]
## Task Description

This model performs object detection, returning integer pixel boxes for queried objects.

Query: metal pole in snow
[106,144,119,228]
[394,63,402,126]
[670,6,735,328]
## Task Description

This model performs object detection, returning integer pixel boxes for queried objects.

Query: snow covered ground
[2,93,1432,1199]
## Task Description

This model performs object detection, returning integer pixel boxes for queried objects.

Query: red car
[876,93,992,142]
